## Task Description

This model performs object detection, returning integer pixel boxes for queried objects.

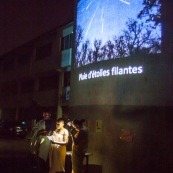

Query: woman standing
[71,119,89,173]
[49,118,69,173]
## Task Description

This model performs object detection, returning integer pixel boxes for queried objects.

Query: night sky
[77,0,145,48]
[0,0,74,55]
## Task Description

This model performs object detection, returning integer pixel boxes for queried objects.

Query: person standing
[49,118,69,173]
[71,119,89,173]
[30,109,55,173]
[30,129,51,173]
[31,110,53,136]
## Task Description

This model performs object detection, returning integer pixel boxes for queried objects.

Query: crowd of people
[30,110,89,173]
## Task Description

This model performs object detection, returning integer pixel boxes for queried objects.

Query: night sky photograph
[75,0,161,67]
[77,0,145,46]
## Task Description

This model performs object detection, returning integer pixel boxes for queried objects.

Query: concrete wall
[69,105,173,173]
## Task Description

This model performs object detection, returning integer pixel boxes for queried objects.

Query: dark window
[0,58,5,72]
[36,43,52,60]
[2,82,18,96]
[3,57,15,71]
[39,74,59,91]
[0,53,17,72]
[64,71,71,87]
[20,80,35,93]
[18,53,31,66]
[61,33,73,51]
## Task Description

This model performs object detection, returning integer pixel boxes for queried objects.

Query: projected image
[75,0,161,68]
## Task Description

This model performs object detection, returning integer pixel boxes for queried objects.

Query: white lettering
[78,65,144,81]
[138,66,143,73]
[79,73,87,81]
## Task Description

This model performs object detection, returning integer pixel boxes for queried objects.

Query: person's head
[43,112,51,120]
[56,118,65,130]
[72,119,85,130]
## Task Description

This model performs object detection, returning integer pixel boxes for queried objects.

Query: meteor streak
[86,1,93,10]
[120,0,130,5]
[85,1,100,37]
[101,8,104,33]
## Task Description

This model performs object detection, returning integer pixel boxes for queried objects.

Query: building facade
[0,1,173,172]
[0,22,73,122]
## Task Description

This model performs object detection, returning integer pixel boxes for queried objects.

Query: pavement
[0,138,102,173]
[0,138,30,173]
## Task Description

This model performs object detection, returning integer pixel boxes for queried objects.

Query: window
[61,33,73,51]
[3,57,15,71]
[2,81,18,96]
[0,58,4,72]
[64,71,71,87]
[36,43,52,60]
[20,79,35,93]
[39,74,59,91]
[18,53,31,65]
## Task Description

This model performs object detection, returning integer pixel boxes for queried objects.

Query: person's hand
[50,140,56,144]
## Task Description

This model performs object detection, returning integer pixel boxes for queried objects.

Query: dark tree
[88,48,93,64]
[81,40,90,65]
[138,0,161,26]
[100,40,115,61]
[93,39,102,62]
[106,40,115,60]
[75,25,84,51]
[116,19,161,57]
[114,35,127,58]
[75,25,84,67]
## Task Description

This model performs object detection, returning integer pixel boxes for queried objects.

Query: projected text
[79,65,143,81]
